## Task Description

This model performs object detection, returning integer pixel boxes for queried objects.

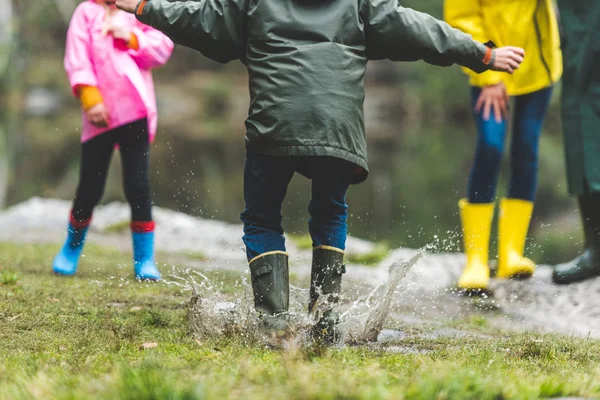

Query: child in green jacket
[116,0,524,343]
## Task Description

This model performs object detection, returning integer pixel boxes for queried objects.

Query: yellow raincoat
[444,0,562,96]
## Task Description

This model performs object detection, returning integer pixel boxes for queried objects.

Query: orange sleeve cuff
[128,33,139,51]
[482,47,493,65]
[136,1,148,16]
[78,86,104,110]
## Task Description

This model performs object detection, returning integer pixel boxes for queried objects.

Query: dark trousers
[468,86,553,203]
[71,118,152,222]
[240,152,355,261]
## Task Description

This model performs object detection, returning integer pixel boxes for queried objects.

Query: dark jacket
[137,0,492,183]
[557,0,600,195]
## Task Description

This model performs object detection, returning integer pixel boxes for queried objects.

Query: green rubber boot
[553,195,600,284]
[249,252,290,332]
[309,247,346,344]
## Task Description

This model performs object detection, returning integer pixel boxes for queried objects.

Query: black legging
[71,118,152,222]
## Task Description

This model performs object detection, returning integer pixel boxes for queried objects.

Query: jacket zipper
[533,0,553,84]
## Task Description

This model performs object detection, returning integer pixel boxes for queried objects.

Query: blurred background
[0,0,581,264]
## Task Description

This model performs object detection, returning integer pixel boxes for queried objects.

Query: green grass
[1,242,600,399]
[347,244,390,266]
[1,270,19,285]
[103,220,131,234]
[289,234,389,266]
[180,251,209,262]
[289,234,313,250]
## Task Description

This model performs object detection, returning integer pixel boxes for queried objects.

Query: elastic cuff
[459,198,495,207]
[488,49,496,68]
[128,33,139,50]
[482,47,493,66]
[481,41,496,67]
[131,221,155,233]
[70,211,92,229]
[78,86,103,110]
[135,0,148,16]
[249,250,288,264]
[313,245,345,254]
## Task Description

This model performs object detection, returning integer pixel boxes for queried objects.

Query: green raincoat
[137,0,493,183]
[558,0,600,195]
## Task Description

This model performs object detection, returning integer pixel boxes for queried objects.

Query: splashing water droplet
[182,251,421,348]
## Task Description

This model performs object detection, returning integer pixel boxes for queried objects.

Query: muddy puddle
[177,252,423,348]
[180,247,600,346]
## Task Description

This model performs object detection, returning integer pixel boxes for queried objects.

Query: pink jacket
[64,0,174,143]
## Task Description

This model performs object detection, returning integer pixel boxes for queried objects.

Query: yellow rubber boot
[497,198,536,279]
[458,199,494,290]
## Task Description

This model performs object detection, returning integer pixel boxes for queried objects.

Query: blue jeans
[468,86,553,203]
[241,152,355,261]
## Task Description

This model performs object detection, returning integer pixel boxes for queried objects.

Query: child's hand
[475,83,509,123]
[86,103,110,128]
[490,47,525,74]
[106,23,132,41]
[116,0,138,13]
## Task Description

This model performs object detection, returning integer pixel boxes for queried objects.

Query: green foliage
[182,251,209,261]
[116,363,203,400]
[104,220,131,234]
[203,79,231,119]
[347,244,390,266]
[0,270,18,285]
[289,234,313,250]
[288,235,389,266]
[142,309,172,329]
[469,315,488,328]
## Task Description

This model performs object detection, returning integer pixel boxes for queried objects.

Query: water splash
[187,277,316,347]
[341,251,423,343]
[185,252,422,347]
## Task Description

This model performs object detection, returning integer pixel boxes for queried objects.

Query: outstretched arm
[116,0,246,64]
[363,0,523,74]
[128,21,175,69]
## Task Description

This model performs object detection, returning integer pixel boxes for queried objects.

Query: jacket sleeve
[443,0,504,86]
[79,86,104,110]
[128,21,175,70]
[135,0,246,64]
[363,0,490,74]
[64,5,98,96]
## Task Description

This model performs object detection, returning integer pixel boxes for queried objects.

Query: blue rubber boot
[52,222,89,276]
[132,230,161,281]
